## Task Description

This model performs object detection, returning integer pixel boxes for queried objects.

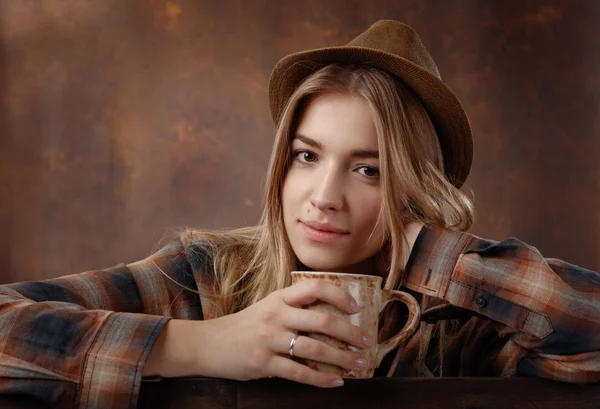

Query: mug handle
[375,290,421,366]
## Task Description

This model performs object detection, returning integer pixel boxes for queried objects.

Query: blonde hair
[182,64,474,375]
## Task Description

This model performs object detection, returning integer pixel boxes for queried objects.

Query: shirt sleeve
[403,224,600,383]
[0,237,203,409]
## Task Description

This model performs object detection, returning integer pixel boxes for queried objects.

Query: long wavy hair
[182,64,474,375]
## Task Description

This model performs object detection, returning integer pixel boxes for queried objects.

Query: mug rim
[290,271,383,283]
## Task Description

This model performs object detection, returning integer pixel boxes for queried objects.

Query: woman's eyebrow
[350,149,379,159]
[294,134,321,149]
[294,134,379,159]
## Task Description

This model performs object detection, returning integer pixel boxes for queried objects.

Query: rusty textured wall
[1,0,599,283]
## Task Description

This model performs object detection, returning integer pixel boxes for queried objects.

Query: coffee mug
[291,271,420,378]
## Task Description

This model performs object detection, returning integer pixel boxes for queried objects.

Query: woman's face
[281,93,387,273]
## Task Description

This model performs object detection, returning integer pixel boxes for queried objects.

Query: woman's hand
[193,279,373,387]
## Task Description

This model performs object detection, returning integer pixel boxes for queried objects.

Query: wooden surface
[1,377,599,408]
[137,377,600,409]
[1,0,599,283]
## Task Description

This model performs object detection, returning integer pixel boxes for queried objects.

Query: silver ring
[289,334,299,358]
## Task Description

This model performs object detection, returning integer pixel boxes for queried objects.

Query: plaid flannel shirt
[0,225,598,408]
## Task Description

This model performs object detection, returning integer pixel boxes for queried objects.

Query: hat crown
[347,20,441,79]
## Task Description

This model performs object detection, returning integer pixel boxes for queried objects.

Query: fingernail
[355,358,368,368]
[363,335,373,347]
[330,378,344,387]
[350,300,360,312]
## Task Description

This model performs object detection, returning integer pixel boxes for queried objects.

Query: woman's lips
[300,222,349,243]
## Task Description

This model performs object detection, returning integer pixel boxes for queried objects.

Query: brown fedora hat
[268,20,473,188]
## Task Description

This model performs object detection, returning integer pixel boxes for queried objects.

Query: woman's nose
[309,170,344,211]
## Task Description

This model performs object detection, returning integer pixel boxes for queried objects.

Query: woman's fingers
[283,308,371,349]
[281,279,360,315]
[227,282,372,383]
[278,282,373,349]
[277,333,367,371]
[268,355,344,388]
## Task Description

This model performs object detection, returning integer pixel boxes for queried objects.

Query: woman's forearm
[143,319,218,378]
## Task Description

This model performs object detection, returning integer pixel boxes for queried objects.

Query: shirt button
[476,296,487,308]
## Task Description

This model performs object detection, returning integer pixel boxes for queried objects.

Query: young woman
[0,20,598,409]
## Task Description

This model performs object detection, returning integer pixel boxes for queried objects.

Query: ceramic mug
[291,271,420,378]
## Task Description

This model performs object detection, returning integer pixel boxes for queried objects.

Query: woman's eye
[357,166,380,178]
[293,150,317,163]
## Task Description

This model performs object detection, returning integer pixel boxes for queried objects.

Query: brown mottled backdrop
[1,0,599,283]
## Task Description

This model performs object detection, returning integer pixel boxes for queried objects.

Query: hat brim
[268,46,473,188]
